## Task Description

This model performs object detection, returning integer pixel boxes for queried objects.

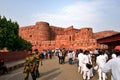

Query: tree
[0,16,32,51]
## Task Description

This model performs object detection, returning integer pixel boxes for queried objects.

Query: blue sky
[0,0,120,32]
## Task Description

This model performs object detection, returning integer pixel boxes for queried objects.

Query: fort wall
[19,21,99,51]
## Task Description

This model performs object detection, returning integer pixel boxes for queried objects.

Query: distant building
[19,21,118,51]
[97,33,120,52]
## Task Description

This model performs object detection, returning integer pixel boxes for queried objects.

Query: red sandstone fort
[19,22,118,51]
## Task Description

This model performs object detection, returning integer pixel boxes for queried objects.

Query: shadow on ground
[40,67,61,80]
[42,71,61,80]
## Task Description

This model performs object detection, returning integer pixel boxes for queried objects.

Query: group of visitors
[23,45,120,80]
[55,48,67,64]
[77,45,120,80]
[54,48,76,65]
[42,49,54,59]
[77,49,93,80]
[102,46,120,80]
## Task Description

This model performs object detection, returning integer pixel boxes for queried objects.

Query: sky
[0,0,120,32]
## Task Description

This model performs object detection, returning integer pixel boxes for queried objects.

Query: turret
[35,22,50,41]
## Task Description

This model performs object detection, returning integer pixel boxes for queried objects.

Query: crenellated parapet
[19,21,102,50]
[74,27,93,40]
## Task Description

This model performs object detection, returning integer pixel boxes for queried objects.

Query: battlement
[19,21,98,50]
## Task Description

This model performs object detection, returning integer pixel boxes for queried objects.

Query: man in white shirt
[102,45,120,80]
[94,48,99,56]
[103,50,108,61]
[58,50,63,64]
[78,49,84,74]
[68,50,73,64]
[82,50,92,80]
[72,50,76,61]
[96,49,107,80]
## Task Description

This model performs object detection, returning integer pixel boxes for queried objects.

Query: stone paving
[0,56,111,80]
[6,60,25,72]
[37,56,106,80]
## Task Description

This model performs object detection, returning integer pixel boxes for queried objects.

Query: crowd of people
[23,45,120,80]
[0,45,119,80]
[68,46,120,80]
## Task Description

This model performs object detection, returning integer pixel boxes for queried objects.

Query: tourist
[78,49,84,74]
[89,49,93,55]
[57,49,63,64]
[47,49,52,59]
[67,50,73,64]
[94,48,99,62]
[88,50,94,78]
[82,50,92,80]
[103,49,108,61]
[75,49,79,58]
[72,50,76,61]
[102,45,120,80]
[96,49,107,80]
[42,50,46,59]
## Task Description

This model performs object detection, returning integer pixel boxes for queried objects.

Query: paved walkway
[1,56,110,80]
[5,60,25,72]
[37,56,100,80]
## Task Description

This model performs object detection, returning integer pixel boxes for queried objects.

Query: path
[38,56,99,80]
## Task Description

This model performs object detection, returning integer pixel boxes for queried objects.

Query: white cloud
[61,1,100,22]
[32,0,120,32]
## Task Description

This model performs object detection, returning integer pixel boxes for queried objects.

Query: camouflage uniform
[62,49,66,63]
[23,53,36,80]
[34,49,43,78]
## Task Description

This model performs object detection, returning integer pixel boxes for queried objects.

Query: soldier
[34,49,43,78]
[23,49,36,80]
[61,49,66,63]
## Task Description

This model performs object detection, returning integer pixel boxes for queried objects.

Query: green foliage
[0,16,32,51]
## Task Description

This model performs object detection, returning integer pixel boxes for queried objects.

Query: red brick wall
[0,51,28,62]
[19,21,116,51]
